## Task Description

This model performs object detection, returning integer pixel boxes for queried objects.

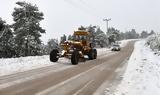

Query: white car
[111,44,121,51]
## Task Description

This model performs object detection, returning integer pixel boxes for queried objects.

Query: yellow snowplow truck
[50,30,97,65]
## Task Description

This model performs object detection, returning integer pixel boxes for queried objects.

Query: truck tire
[71,50,79,65]
[50,49,59,62]
[93,49,97,59]
[88,49,94,60]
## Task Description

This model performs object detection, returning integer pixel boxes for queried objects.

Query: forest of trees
[60,25,155,48]
[0,1,45,58]
[0,1,156,58]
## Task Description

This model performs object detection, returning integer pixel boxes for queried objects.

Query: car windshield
[113,44,120,47]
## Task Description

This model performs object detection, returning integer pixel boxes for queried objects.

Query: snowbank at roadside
[96,48,111,56]
[113,40,160,95]
[118,39,138,47]
[0,55,73,76]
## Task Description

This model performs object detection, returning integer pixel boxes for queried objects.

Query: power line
[63,0,102,20]
[63,0,112,33]
[78,0,104,19]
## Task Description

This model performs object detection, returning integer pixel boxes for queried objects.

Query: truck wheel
[88,49,94,60]
[71,50,79,65]
[93,49,97,59]
[50,49,59,62]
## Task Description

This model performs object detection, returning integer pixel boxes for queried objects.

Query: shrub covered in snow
[146,34,160,51]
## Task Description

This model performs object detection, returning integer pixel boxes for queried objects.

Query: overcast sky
[0,0,160,43]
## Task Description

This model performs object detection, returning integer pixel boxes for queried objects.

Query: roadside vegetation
[146,34,160,54]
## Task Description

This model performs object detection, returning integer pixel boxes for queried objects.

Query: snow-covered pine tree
[68,35,73,40]
[95,27,108,47]
[12,1,45,56]
[107,27,121,44]
[47,39,59,53]
[87,25,96,43]
[141,31,149,38]
[60,34,66,43]
[78,26,86,30]
[0,18,15,58]
[0,18,5,31]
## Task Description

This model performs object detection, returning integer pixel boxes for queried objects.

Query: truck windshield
[74,35,87,41]
[113,44,120,47]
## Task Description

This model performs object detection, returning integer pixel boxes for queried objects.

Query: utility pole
[103,18,111,35]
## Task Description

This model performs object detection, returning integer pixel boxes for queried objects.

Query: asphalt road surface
[0,41,135,95]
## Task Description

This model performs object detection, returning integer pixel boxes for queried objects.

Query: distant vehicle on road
[111,44,121,51]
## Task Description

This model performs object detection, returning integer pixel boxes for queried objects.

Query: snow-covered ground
[113,40,160,95]
[0,55,56,76]
[0,39,134,76]
[118,39,138,47]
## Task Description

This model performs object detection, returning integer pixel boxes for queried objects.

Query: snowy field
[0,39,134,76]
[113,40,160,95]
